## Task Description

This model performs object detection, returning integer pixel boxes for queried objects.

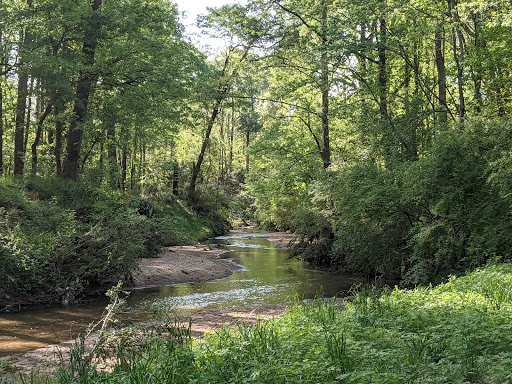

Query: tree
[13,0,33,175]
[61,0,102,180]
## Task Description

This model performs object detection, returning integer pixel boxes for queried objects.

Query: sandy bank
[1,232,296,378]
[128,244,243,289]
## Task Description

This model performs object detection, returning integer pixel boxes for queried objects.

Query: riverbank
[128,244,242,288]
[128,231,297,289]
[0,304,288,380]
[6,263,512,384]
[0,232,294,379]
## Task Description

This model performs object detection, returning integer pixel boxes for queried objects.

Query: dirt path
[1,232,296,380]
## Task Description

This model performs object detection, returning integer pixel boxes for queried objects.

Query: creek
[0,231,383,357]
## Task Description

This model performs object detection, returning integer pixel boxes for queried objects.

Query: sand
[0,232,296,379]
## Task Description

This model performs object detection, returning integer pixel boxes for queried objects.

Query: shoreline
[0,231,296,378]
[127,244,243,289]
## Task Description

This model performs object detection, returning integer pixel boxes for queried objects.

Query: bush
[0,177,228,309]
[400,122,512,283]
[331,164,409,277]
[326,120,512,284]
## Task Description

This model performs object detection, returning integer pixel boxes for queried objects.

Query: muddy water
[0,232,384,357]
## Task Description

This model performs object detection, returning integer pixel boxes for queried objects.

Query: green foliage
[399,121,512,283]
[289,120,512,284]
[192,184,232,236]
[42,264,512,383]
[332,164,407,276]
[0,177,228,309]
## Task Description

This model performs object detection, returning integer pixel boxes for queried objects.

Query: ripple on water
[146,283,295,313]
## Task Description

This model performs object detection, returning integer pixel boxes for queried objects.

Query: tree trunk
[245,121,250,174]
[107,124,117,187]
[130,134,137,190]
[14,3,33,175]
[54,104,64,176]
[190,99,223,197]
[121,146,127,191]
[448,0,465,122]
[189,48,250,198]
[31,101,53,174]
[320,1,330,169]
[172,162,179,195]
[23,77,34,153]
[0,20,3,175]
[377,13,391,161]
[61,0,102,179]
[434,22,448,124]
[229,101,234,174]
[471,11,483,114]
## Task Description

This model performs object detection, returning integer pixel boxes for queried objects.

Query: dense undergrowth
[4,262,511,383]
[254,120,512,284]
[0,177,230,310]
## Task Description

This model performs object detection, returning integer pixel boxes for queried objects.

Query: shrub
[331,164,408,277]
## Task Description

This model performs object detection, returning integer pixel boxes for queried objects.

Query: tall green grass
[8,262,510,383]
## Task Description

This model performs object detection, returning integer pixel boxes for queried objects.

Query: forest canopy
[1,0,512,304]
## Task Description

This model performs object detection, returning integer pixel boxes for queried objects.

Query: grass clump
[17,263,512,383]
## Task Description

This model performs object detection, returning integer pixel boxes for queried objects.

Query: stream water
[0,232,383,357]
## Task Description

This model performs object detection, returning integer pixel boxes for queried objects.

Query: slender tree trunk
[14,2,33,175]
[404,59,418,159]
[448,0,465,122]
[31,101,53,174]
[0,19,3,175]
[61,0,102,179]
[130,134,137,190]
[377,12,391,161]
[98,141,104,183]
[320,1,330,169]
[434,22,448,124]
[54,105,64,176]
[472,12,483,114]
[121,146,127,191]
[190,98,223,197]
[245,122,250,174]
[172,162,179,195]
[189,48,249,198]
[23,77,34,153]
[229,102,234,174]
[107,125,117,187]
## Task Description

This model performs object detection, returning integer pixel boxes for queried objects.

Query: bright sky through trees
[175,0,247,53]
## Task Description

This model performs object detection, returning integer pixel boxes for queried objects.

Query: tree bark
[434,22,448,124]
[31,101,53,174]
[61,0,102,179]
[14,2,33,175]
[320,1,330,169]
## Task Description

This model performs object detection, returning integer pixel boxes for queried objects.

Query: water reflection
[129,233,364,315]
[0,232,379,357]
